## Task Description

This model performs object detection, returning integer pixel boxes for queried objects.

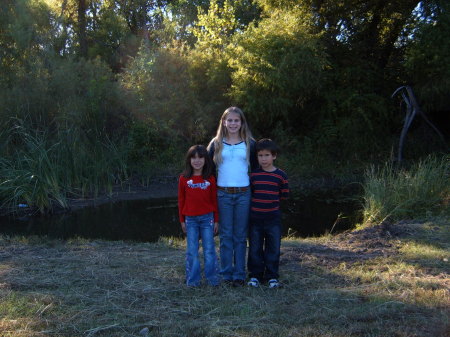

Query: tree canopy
[0,0,448,182]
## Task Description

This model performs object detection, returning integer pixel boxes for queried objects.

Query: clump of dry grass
[0,218,449,337]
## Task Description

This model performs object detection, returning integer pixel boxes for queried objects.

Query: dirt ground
[282,218,449,282]
[282,221,401,269]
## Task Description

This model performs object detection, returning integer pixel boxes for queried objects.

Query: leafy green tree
[246,0,429,160]
[228,9,327,135]
[405,1,450,114]
[0,1,127,133]
[0,0,58,125]
[187,0,240,121]
[49,57,126,135]
[193,0,237,52]
[120,43,208,142]
[40,0,169,68]
[88,5,130,71]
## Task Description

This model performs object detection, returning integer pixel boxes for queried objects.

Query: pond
[0,192,362,242]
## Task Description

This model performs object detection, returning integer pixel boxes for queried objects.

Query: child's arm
[281,173,289,199]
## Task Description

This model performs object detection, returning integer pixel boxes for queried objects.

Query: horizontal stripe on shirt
[250,167,289,217]
[251,207,279,212]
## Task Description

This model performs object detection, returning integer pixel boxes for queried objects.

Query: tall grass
[362,155,449,225]
[54,126,129,198]
[0,120,128,214]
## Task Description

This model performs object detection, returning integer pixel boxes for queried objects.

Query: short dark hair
[256,138,279,155]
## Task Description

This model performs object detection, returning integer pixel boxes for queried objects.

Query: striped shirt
[250,168,289,218]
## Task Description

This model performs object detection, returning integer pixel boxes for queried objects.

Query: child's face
[223,112,242,136]
[191,153,205,174]
[257,149,276,171]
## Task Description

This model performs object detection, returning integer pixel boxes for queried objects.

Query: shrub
[362,155,449,225]
[0,119,128,214]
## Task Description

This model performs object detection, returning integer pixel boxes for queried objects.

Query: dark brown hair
[256,138,279,156]
[182,145,214,179]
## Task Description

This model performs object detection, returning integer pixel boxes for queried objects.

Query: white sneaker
[247,278,260,287]
[268,279,280,288]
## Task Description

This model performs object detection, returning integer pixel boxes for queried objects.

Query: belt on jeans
[217,186,249,194]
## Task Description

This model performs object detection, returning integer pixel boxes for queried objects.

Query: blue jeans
[185,212,219,286]
[217,188,251,281]
[247,215,282,281]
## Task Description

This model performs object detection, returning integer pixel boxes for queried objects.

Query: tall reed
[0,120,128,214]
[0,124,66,213]
[362,155,449,225]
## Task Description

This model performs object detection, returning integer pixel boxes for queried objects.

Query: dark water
[0,193,362,242]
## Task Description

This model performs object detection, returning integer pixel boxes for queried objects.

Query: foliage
[88,5,130,71]
[306,87,395,161]
[126,119,183,179]
[0,118,128,214]
[0,126,66,214]
[0,0,449,209]
[119,42,213,144]
[193,0,237,52]
[405,1,450,114]
[187,0,238,116]
[362,155,450,225]
[49,57,127,134]
[228,8,327,134]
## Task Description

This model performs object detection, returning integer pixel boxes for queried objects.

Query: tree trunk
[78,0,87,58]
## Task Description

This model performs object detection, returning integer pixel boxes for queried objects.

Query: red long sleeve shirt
[178,175,219,223]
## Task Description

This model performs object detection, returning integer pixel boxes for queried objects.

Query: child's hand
[214,222,219,234]
[181,222,186,233]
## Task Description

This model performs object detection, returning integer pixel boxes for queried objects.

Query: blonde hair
[208,107,253,165]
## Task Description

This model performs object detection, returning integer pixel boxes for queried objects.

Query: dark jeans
[247,215,281,281]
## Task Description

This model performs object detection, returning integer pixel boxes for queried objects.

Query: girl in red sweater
[178,145,220,286]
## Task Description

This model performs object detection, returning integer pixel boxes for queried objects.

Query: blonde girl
[207,107,257,286]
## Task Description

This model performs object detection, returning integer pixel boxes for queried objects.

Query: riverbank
[58,173,362,214]
[65,176,179,211]
[1,217,448,336]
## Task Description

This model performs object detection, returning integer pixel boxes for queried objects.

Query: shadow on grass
[0,232,448,337]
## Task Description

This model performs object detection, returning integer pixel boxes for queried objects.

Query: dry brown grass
[0,218,449,337]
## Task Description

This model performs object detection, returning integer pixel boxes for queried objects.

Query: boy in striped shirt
[247,138,289,288]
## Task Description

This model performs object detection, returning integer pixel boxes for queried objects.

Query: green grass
[0,217,448,337]
[0,120,128,214]
[361,155,449,225]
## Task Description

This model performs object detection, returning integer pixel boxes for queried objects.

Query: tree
[78,0,88,57]
[0,0,56,123]
[405,1,450,114]
[228,8,327,135]
[187,0,239,118]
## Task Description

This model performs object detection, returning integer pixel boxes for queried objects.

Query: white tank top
[217,141,249,187]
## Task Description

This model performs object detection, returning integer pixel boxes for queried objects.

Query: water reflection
[0,194,362,242]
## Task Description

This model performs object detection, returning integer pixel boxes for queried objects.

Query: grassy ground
[0,217,449,337]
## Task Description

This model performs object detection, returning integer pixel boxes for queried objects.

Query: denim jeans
[247,215,282,281]
[217,188,251,281]
[185,212,219,286]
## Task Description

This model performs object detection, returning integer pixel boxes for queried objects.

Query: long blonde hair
[208,107,253,166]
